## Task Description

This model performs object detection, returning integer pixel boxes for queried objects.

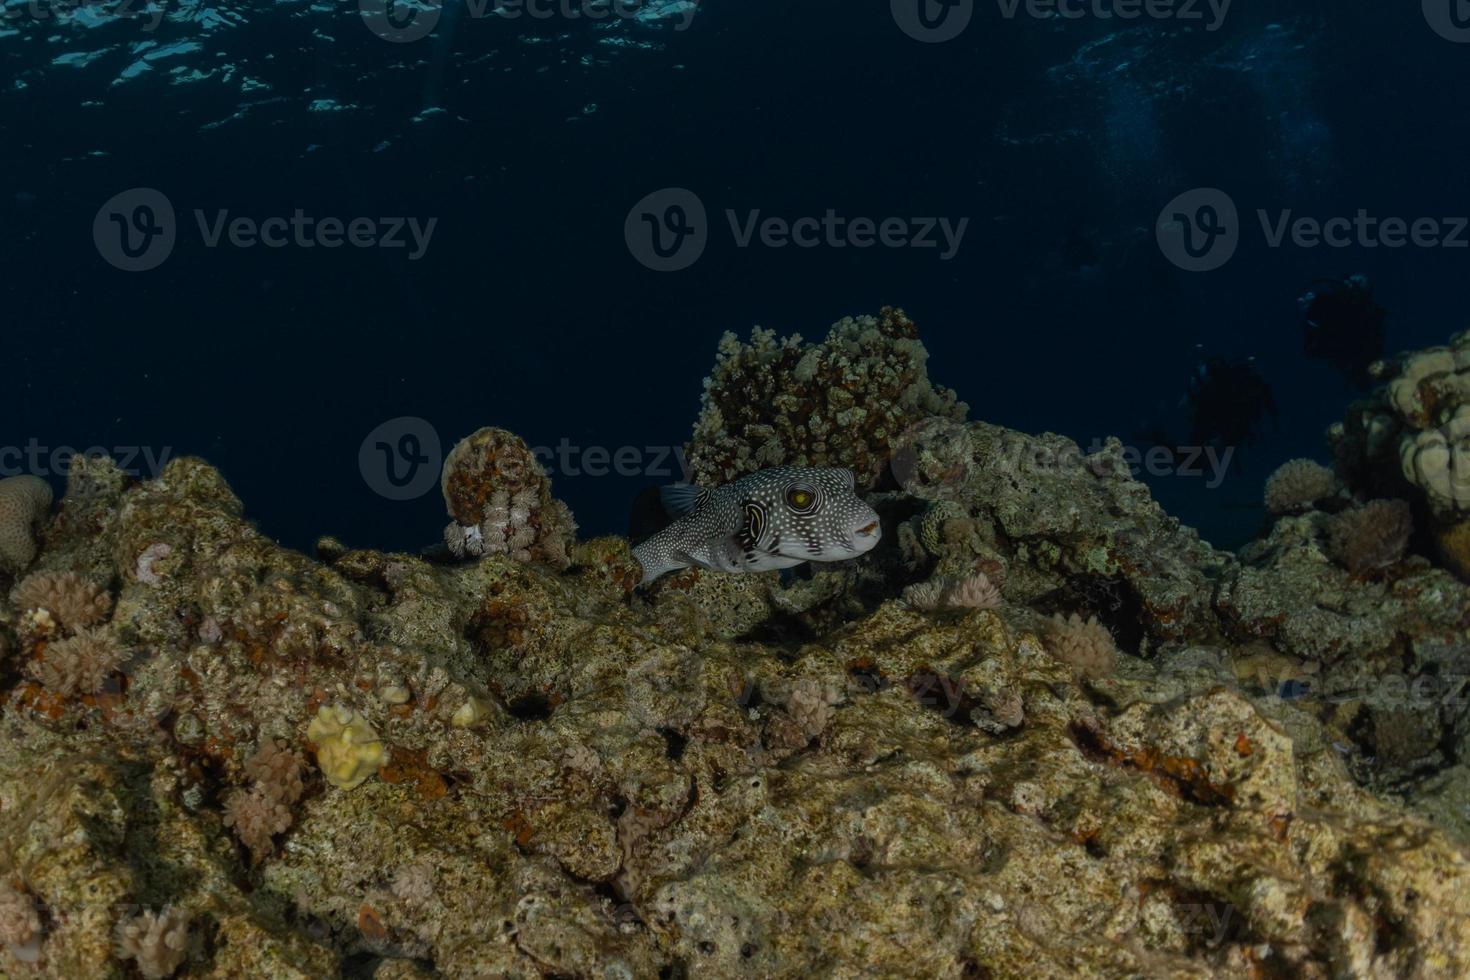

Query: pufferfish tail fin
[631,538,695,586]
[658,483,711,517]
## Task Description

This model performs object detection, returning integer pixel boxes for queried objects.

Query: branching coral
[1263,459,1339,514]
[1042,613,1117,679]
[440,427,576,569]
[28,626,129,695]
[0,476,51,574]
[10,571,113,634]
[1327,499,1413,574]
[686,307,967,490]
[115,906,192,979]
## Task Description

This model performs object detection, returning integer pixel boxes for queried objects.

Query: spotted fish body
[632,466,882,585]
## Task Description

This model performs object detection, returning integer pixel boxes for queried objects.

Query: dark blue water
[6,0,1466,552]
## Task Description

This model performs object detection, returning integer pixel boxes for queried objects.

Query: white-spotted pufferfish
[632,466,882,585]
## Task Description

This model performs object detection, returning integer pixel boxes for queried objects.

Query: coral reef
[440,427,576,570]
[1330,331,1470,574]
[685,307,967,489]
[1263,457,1339,514]
[9,324,1470,976]
[0,475,52,575]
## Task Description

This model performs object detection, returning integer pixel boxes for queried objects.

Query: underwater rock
[0,453,1465,977]
[685,307,967,490]
[440,427,576,571]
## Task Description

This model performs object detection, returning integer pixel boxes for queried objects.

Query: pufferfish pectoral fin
[658,483,711,518]
[708,535,805,574]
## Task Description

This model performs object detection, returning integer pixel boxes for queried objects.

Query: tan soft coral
[10,571,112,634]
[1264,458,1339,514]
[901,572,1001,611]
[28,626,129,695]
[223,739,308,860]
[223,786,293,861]
[115,906,192,979]
[1043,613,1117,679]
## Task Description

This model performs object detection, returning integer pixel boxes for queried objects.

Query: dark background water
[4,0,1466,553]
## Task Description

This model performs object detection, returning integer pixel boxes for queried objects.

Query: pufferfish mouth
[856,521,880,537]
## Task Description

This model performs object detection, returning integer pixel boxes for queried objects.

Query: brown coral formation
[685,307,967,489]
[0,475,51,575]
[440,427,576,570]
[1263,457,1339,514]
[1327,498,1413,573]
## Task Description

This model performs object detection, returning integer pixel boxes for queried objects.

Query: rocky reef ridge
[0,311,1469,978]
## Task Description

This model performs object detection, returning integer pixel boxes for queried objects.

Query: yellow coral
[306,704,387,790]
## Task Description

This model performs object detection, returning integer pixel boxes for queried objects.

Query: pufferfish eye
[785,484,819,513]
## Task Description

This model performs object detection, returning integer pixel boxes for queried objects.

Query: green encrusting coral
[1,313,1470,977]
